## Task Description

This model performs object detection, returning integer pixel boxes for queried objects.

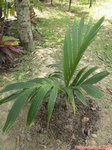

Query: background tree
[88,0,96,8]
[0,7,2,19]
[89,0,93,8]
[0,0,3,19]
[68,0,72,11]
[14,0,34,51]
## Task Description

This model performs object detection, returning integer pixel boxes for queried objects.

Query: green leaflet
[0,91,23,105]
[76,17,104,67]
[79,17,104,56]
[63,30,72,85]
[83,17,93,38]
[82,71,109,85]
[77,66,98,85]
[3,88,34,132]
[63,17,104,88]
[47,86,59,125]
[0,81,37,93]
[64,87,76,112]
[0,77,50,93]
[27,85,52,126]
[72,18,78,55]
[71,66,87,86]
[75,88,87,105]
[48,71,63,79]
[81,84,104,99]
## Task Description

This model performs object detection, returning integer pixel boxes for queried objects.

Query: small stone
[91,134,97,138]
[91,107,96,111]
[65,124,73,130]
[72,134,75,140]
[82,117,89,123]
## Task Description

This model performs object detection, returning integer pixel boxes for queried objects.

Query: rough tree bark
[14,0,34,51]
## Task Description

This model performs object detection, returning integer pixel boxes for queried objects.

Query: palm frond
[81,84,104,99]
[47,84,59,126]
[27,84,52,126]
[3,88,34,132]
[63,17,104,87]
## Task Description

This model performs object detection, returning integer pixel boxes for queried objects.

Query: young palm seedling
[0,17,109,132]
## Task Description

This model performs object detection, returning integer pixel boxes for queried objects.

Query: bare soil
[6,98,99,150]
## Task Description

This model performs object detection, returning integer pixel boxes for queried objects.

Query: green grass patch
[35,14,74,47]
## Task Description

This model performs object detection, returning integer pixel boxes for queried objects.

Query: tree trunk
[0,7,2,19]
[14,0,34,51]
[68,0,72,11]
[51,0,53,6]
[89,0,93,8]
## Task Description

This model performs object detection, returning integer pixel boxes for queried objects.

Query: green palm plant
[0,17,109,132]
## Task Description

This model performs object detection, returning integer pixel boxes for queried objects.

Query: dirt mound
[8,97,99,150]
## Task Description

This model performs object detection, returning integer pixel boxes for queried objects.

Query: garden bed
[7,98,99,150]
